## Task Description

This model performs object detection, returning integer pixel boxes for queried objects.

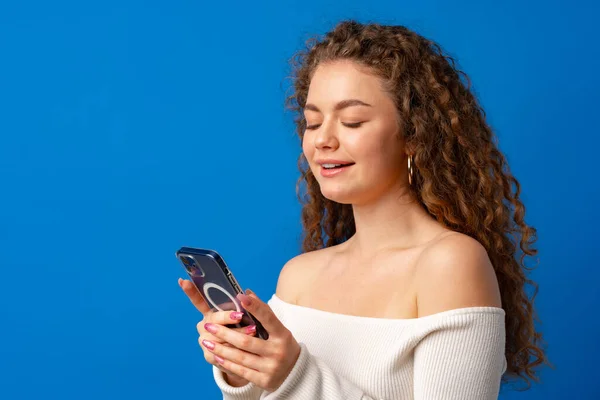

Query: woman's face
[302,60,407,205]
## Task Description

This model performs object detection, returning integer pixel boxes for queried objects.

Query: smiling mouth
[321,162,355,170]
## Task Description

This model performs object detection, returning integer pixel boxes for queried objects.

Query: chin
[319,188,358,205]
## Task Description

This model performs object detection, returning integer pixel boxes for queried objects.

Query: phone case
[176,247,269,340]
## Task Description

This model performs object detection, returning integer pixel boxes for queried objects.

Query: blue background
[1,0,598,399]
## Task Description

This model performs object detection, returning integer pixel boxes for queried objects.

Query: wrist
[224,372,249,387]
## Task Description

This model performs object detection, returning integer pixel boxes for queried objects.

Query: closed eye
[305,122,365,130]
[343,122,364,128]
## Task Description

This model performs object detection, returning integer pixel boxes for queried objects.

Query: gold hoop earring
[408,155,414,186]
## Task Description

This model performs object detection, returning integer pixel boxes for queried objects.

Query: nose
[313,120,339,150]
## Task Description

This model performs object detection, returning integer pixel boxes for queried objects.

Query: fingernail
[230,311,244,320]
[245,289,255,296]
[178,278,182,287]
[245,325,256,334]
[237,293,252,307]
[214,355,225,364]
[202,339,215,350]
[204,323,218,334]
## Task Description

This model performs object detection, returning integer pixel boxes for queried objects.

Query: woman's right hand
[178,278,254,387]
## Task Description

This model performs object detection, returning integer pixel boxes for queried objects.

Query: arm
[213,366,264,400]
[214,346,378,400]
[260,342,375,400]
[412,309,506,399]
[264,314,506,400]
[413,233,506,399]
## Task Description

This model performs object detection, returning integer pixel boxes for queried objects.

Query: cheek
[302,137,315,165]
[345,132,390,160]
[349,133,402,172]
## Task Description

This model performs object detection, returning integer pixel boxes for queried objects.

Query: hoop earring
[408,155,414,186]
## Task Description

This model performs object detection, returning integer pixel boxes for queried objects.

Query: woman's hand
[200,289,302,393]
[178,278,255,387]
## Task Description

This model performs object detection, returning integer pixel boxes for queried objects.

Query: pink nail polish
[214,355,225,364]
[202,339,215,350]
[245,325,256,334]
[204,323,217,334]
[230,311,244,320]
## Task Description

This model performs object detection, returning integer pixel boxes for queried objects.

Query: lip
[319,163,354,178]
[315,159,355,166]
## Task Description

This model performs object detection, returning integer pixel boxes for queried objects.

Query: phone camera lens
[181,256,196,274]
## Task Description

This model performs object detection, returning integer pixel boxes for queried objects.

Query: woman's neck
[345,184,441,258]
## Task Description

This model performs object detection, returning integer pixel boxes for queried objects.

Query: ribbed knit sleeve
[412,308,506,399]
[213,343,375,400]
[212,367,263,400]
[261,311,505,399]
[259,342,372,399]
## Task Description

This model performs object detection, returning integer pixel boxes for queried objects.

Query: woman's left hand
[201,290,301,392]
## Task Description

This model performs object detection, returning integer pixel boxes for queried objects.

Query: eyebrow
[303,99,372,113]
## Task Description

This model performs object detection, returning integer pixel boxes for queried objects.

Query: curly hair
[284,20,548,388]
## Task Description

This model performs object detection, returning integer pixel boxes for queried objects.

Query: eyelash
[305,122,364,130]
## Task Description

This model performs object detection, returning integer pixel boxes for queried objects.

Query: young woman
[179,19,547,399]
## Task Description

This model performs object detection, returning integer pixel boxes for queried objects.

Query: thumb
[179,278,211,315]
[245,289,262,302]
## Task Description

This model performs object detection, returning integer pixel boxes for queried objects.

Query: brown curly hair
[284,20,548,389]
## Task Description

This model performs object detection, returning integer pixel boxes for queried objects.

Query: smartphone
[176,247,269,340]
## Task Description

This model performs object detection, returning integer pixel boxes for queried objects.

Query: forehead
[307,61,386,104]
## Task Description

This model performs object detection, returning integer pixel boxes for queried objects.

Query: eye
[343,122,364,128]
[305,121,365,130]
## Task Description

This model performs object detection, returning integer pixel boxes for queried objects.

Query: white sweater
[213,293,507,400]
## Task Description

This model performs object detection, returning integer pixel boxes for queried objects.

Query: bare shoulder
[275,247,332,304]
[415,231,502,317]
